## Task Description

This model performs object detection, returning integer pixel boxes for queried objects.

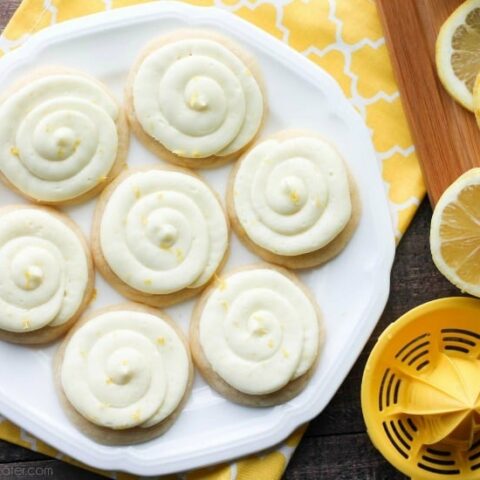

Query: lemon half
[436,0,480,111]
[431,168,480,296]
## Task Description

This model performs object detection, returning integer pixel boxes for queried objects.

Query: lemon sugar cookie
[125,30,266,168]
[54,304,193,445]
[92,167,229,307]
[190,265,324,406]
[0,68,129,204]
[227,131,361,269]
[0,206,94,344]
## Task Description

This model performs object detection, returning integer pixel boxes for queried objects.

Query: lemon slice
[436,0,480,111]
[430,168,480,296]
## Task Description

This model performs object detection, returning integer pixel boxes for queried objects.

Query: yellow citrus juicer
[362,297,480,480]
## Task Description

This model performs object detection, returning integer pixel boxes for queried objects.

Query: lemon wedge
[430,168,480,296]
[436,0,480,111]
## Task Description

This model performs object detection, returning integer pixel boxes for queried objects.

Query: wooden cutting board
[376,0,480,205]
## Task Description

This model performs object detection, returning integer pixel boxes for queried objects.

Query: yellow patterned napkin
[0,0,425,478]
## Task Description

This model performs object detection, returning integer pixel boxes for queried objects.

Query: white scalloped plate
[0,2,395,476]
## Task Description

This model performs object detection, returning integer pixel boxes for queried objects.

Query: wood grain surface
[376,0,480,205]
[0,2,460,479]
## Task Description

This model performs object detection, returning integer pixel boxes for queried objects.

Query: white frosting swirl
[0,209,89,332]
[61,310,190,429]
[100,170,228,294]
[0,74,120,202]
[232,137,352,256]
[133,38,263,158]
[199,268,320,395]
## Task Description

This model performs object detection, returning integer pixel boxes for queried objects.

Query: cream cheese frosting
[199,268,320,395]
[0,209,88,333]
[0,74,120,202]
[233,137,352,256]
[133,38,263,158]
[100,169,228,294]
[61,310,190,430]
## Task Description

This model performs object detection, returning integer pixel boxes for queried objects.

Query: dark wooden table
[0,2,461,479]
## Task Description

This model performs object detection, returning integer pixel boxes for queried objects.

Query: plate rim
[0,1,396,475]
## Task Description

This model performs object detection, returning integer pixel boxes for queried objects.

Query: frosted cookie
[92,167,229,307]
[227,131,361,269]
[125,30,266,169]
[0,68,129,205]
[0,206,94,344]
[190,265,324,406]
[54,303,193,445]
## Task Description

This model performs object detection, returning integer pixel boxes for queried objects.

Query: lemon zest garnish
[189,92,199,108]
[144,279,152,286]
[191,150,202,158]
[219,299,229,310]
[10,146,19,157]
[22,318,31,330]
[214,274,227,291]
[268,339,274,349]
[282,349,290,358]
[131,409,142,422]
[133,185,141,199]
[121,359,129,366]
[174,248,184,262]
[105,377,113,385]
[256,327,268,336]
[24,270,31,289]
[157,336,166,346]
[289,190,300,205]
[141,215,148,226]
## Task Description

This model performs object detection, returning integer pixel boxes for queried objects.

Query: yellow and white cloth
[0,0,425,478]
